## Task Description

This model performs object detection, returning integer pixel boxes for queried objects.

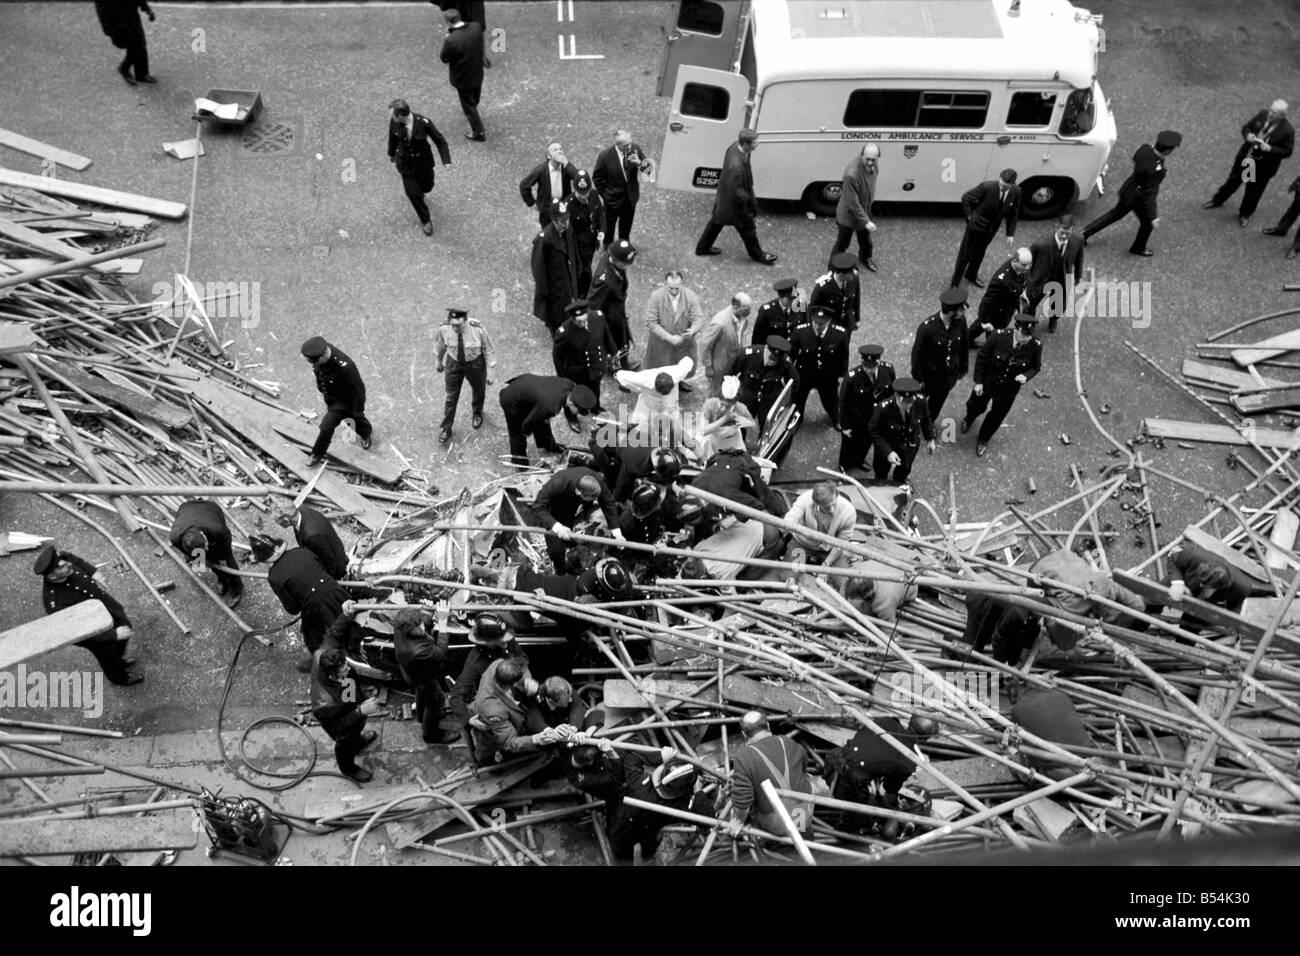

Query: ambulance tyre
[1018,177,1076,220]
[803,181,842,217]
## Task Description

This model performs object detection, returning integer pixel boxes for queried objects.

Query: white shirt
[549,163,564,202]
[784,491,857,552]
[616,356,694,426]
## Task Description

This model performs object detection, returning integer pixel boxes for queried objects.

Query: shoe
[696,247,722,256]
[976,442,988,457]
[757,253,778,265]
[465,132,485,142]
[117,64,137,86]
[968,276,984,288]
[137,75,158,84]
[296,652,314,673]
[120,654,137,667]
[359,436,372,450]
[222,589,243,609]
[359,730,378,750]
[343,765,373,783]
[1202,200,1222,210]
[472,412,483,429]
[1239,217,1250,228]
[1263,227,1288,236]
[1129,249,1154,257]
[862,259,878,273]
[431,729,463,745]
[110,670,144,686]
[1287,249,1298,260]
[422,222,433,236]
[307,455,324,467]
[960,419,971,434]
[678,381,694,394]
[439,426,451,443]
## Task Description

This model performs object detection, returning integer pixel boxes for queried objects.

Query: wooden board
[914,756,1021,790]
[0,129,92,171]
[1111,569,1265,640]
[0,218,106,268]
[1143,418,1300,450]
[1182,358,1284,391]
[1231,387,1300,416]
[796,721,856,746]
[0,322,45,355]
[1266,510,1300,570]
[44,360,192,430]
[1012,797,1078,842]
[1230,328,1300,367]
[385,757,549,848]
[722,673,842,717]
[269,418,405,485]
[0,601,112,670]
[602,678,707,710]
[0,256,142,275]
[0,167,187,220]
[304,781,447,823]
[1182,525,1272,586]
[0,813,196,856]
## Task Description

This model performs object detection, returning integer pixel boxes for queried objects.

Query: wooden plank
[1183,525,1271,585]
[1144,418,1300,450]
[1112,569,1265,640]
[1266,510,1300,569]
[796,721,855,746]
[0,218,106,268]
[0,129,92,171]
[914,756,1021,790]
[1231,328,1300,367]
[44,360,192,430]
[1182,358,1284,391]
[385,757,549,848]
[0,167,187,219]
[1012,797,1078,842]
[304,780,446,823]
[722,673,842,717]
[0,256,142,275]
[1182,683,1229,838]
[0,813,196,856]
[0,601,113,670]
[1232,387,1300,416]
[0,322,45,355]
[269,418,405,484]
[602,678,705,710]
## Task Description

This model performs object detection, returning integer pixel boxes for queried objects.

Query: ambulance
[655,0,1117,218]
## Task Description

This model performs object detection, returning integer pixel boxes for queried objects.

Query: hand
[359,698,381,716]
[725,819,745,837]
[840,427,852,437]
[596,232,605,244]
[551,522,573,540]
[1006,236,1015,251]
[973,383,984,396]
[659,746,677,764]
[147,9,157,21]
[610,528,626,542]
[341,599,358,618]
[1152,217,1161,228]
[866,220,878,232]
[927,440,936,454]
[670,334,684,346]
[534,727,562,745]
[92,571,107,586]
[1014,374,1027,385]
[436,364,444,373]
[1169,580,1187,602]
[982,322,994,333]
[435,598,450,628]
[888,452,902,466]
[555,723,580,741]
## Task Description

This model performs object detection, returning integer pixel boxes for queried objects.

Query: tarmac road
[1,0,1299,738]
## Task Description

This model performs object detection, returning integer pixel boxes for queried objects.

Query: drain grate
[241,122,296,156]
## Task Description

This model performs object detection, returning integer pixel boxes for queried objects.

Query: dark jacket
[1026,233,1085,306]
[790,322,850,381]
[444,639,526,729]
[838,361,896,428]
[268,547,348,651]
[752,295,803,346]
[499,374,575,433]
[592,143,646,208]
[711,141,756,227]
[311,343,367,410]
[532,466,619,529]
[570,192,606,266]
[310,650,364,741]
[586,251,629,337]
[293,506,349,580]
[960,591,1040,665]
[387,114,451,176]
[394,624,450,688]
[520,160,579,211]
[439,20,485,91]
[434,0,485,30]
[41,551,130,634]
[869,397,934,461]
[973,329,1042,392]
[531,222,580,329]
[169,500,232,557]
[1235,109,1295,178]
[911,312,970,388]
[961,179,1021,236]
[730,346,799,419]
[833,719,922,797]
[808,271,860,331]
[977,258,1029,330]
[552,313,615,381]
[95,1,149,49]
[1168,543,1251,613]
[1117,143,1168,219]
[691,449,771,514]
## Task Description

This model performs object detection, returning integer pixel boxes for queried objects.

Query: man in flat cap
[868,378,934,485]
[435,307,495,443]
[1084,131,1181,256]
[962,313,1042,456]
[790,304,850,429]
[301,336,373,466]
[731,334,800,432]
[438,7,486,142]
[169,499,243,607]
[570,170,606,291]
[970,247,1032,349]
[809,252,862,332]
[386,98,452,236]
[953,169,1020,288]
[752,277,804,346]
[498,374,596,466]
[911,287,970,423]
[838,343,895,474]
[552,298,614,413]
[1205,99,1294,227]
[531,200,581,336]
[35,544,142,685]
[694,128,779,265]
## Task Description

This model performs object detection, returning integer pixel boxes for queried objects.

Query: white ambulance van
[656,0,1117,218]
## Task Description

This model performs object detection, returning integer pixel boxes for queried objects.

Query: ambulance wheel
[1019,177,1076,220]
[803,181,842,217]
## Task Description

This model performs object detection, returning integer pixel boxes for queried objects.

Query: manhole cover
[241,122,296,155]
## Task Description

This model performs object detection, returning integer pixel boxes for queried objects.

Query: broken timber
[0,601,113,670]
[385,757,549,848]
[0,813,198,857]
[1143,418,1300,450]
[0,129,92,171]
[0,167,187,219]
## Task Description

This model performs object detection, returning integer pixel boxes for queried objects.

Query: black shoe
[307,454,324,467]
[960,419,971,434]
[968,275,984,288]
[296,652,314,673]
[1202,200,1222,210]
[108,670,144,686]
[1263,227,1288,236]
[976,442,988,457]
[465,132,486,142]
[137,75,158,84]
[472,412,483,429]
[439,426,451,443]
[343,765,373,783]
[360,436,372,450]
[862,258,878,273]
[359,730,378,750]
[1129,249,1154,257]
[422,222,433,236]
[117,64,137,86]
[678,381,694,394]
[757,253,778,265]
[696,247,722,256]
[1239,216,1251,228]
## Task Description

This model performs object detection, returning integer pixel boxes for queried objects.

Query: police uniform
[301,336,373,462]
[291,505,349,580]
[268,546,349,653]
[498,374,594,465]
[909,288,970,422]
[972,257,1030,347]
[729,338,799,431]
[789,309,850,427]
[962,316,1042,450]
[570,175,606,291]
[1083,131,1181,255]
[37,547,137,684]
[808,254,861,331]
[868,380,934,484]
[751,278,803,345]
[691,448,773,514]
[169,499,241,598]
[837,344,895,472]
[552,300,614,408]
[588,242,634,368]
[434,308,494,440]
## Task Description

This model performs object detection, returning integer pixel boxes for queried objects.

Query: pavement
[2,0,1300,862]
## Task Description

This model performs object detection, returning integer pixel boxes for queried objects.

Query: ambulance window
[1060,87,1096,137]
[917,91,988,129]
[677,0,725,35]
[1007,92,1057,127]
[681,82,731,121]
[844,90,921,127]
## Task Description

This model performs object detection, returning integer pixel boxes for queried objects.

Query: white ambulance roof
[751,0,1102,89]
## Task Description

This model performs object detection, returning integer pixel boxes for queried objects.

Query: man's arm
[910,325,927,380]
[960,182,983,221]
[1004,186,1020,237]
[519,164,541,207]
[1273,123,1295,160]
[387,122,398,160]
[433,329,448,368]
[684,290,706,338]
[532,476,564,528]
[645,292,674,343]
[426,118,452,166]
[591,150,609,192]
[697,317,721,379]
[479,321,496,368]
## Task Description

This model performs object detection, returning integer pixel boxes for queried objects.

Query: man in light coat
[642,270,705,378]
[697,292,754,396]
[830,144,879,272]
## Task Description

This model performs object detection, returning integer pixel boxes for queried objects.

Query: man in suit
[970,248,1032,348]
[438,7,486,142]
[520,142,578,227]
[952,169,1020,287]
[169,499,242,606]
[386,98,452,236]
[1084,131,1182,256]
[809,253,861,332]
[530,467,624,566]
[752,277,803,345]
[868,378,934,485]
[531,201,580,335]
[1262,174,1300,260]
[789,305,849,428]
[301,336,373,465]
[277,505,349,580]
[961,314,1043,456]
[570,171,606,292]
[95,0,157,85]
[1205,99,1294,226]
[498,375,596,465]
[910,286,970,423]
[593,130,650,247]
[1025,215,1086,333]
[694,128,778,265]
[832,144,879,272]
[698,292,754,395]
[643,270,705,373]
[838,344,895,474]
[552,299,613,412]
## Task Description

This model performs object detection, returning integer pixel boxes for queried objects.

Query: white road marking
[560,35,604,60]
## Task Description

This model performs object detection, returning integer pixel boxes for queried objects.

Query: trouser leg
[312,407,345,458]
[442,363,466,431]
[856,226,874,264]
[400,173,432,224]
[458,85,485,137]
[415,682,445,744]
[925,380,952,423]
[964,388,992,426]
[977,389,1019,444]
[1276,193,1300,232]
[830,225,853,265]
[210,542,242,596]
[737,222,767,261]
[816,380,840,427]
[79,634,132,684]
[1240,176,1272,219]
[505,409,528,464]
[466,359,487,415]
[614,202,635,241]
[1210,152,1247,205]
[1082,201,1129,240]
[335,721,366,772]
[694,218,723,254]
[533,419,558,453]
[1130,213,1155,253]
[839,429,866,472]
[351,407,373,442]
[125,44,149,79]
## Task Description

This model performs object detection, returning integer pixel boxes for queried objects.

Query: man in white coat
[642,270,705,383]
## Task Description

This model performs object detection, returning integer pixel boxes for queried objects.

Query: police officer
[589,239,637,371]
[34,544,142,685]
[808,252,861,332]
[386,98,452,236]
[311,639,381,782]
[169,498,242,606]
[691,446,779,515]
[552,298,614,412]
[910,287,970,423]
[498,375,597,466]
[868,377,934,485]
[730,335,799,430]
[530,466,624,567]
[1084,130,1182,256]
[435,307,495,444]
[570,170,606,292]
[961,313,1042,456]
[276,504,349,580]
[970,248,1032,348]
[301,336,373,466]
[837,343,895,473]
[252,534,351,671]
[751,277,803,345]
[790,304,850,428]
